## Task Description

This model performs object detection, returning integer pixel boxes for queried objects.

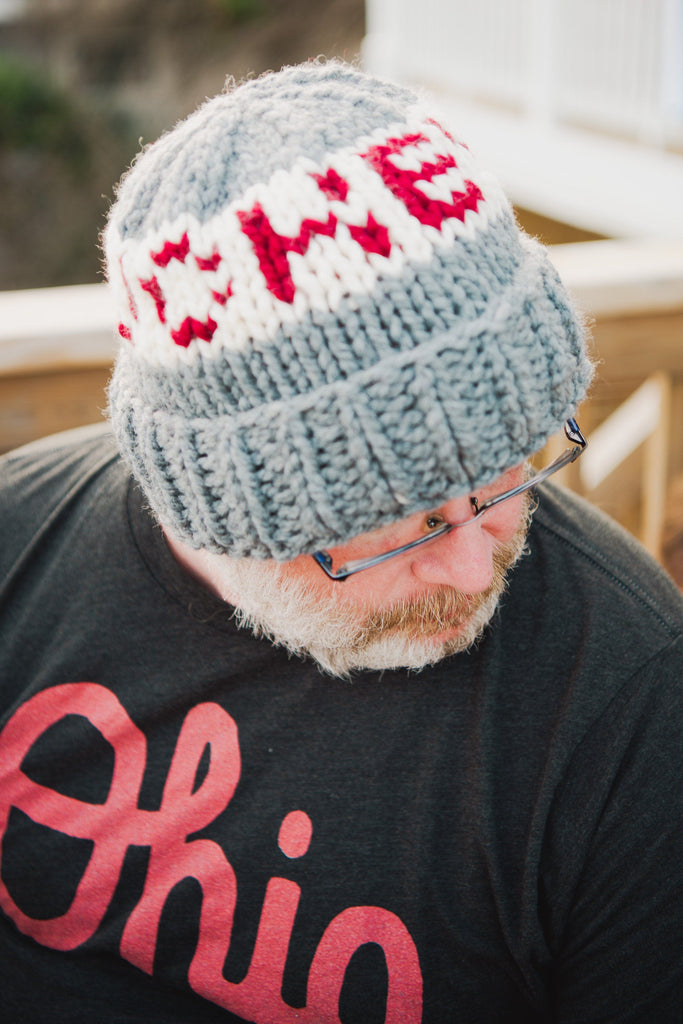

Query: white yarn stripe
[106,113,509,368]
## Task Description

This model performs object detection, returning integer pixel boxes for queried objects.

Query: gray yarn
[114,62,415,240]
[106,61,592,559]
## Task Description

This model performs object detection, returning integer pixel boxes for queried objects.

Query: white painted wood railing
[362,0,683,240]
[364,0,683,147]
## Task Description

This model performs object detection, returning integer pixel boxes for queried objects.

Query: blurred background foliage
[0,57,87,159]
[0,0,365,289]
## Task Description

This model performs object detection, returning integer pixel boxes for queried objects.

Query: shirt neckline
[126,475,239,633]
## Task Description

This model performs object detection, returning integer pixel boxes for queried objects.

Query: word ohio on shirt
[0,682,423,1024]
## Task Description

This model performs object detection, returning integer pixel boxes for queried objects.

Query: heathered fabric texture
[1,428,682,1022]
[105,61,592,559]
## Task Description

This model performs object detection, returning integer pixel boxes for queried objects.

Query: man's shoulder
[0,423,125,574]
[530,482,683,642]
[1,422,120,486]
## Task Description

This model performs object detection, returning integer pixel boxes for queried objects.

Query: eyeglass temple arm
[473,418,587,516]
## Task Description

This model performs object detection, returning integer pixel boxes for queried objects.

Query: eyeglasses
[312,418,587,581]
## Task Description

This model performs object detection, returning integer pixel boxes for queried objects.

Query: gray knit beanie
[105,60,592,560]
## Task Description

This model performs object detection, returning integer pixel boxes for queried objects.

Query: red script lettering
[0,683,423,1022]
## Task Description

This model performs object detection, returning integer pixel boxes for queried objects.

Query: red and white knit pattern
[107,115,508,368]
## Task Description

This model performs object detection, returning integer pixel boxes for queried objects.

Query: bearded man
[1,61,681,1024]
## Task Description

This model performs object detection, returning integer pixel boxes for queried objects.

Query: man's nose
[409,497,495,593]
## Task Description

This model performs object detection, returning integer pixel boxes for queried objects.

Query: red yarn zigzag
[237,204,338,303]
[152,232,191,268]
[347,214,391,257]
[311,168,349,202]
[363,134,483,229]
[195,249,222,272]
[170,316,218,348]
[140,277,167,324]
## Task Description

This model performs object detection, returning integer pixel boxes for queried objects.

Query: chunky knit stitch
[105,61,592,559]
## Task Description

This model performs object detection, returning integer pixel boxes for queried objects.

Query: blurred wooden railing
[1,239,682,577]
[0,283,115,452]
[543,239,683,577]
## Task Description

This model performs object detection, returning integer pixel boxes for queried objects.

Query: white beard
[206,505,532,678]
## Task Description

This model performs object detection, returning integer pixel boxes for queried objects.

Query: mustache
[367,587,477,637]
[359,524,529,641]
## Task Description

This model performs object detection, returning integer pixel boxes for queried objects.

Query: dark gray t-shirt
[0,425,681,1023]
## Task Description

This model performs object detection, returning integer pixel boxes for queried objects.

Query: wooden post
[642,373,672,559]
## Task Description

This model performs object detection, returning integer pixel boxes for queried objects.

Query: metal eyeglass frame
[312,418,587,581]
